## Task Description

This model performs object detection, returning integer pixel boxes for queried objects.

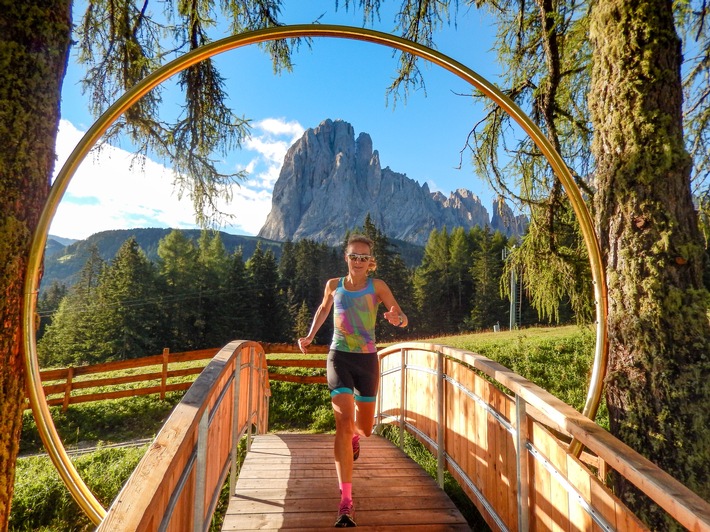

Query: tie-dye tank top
[330,277,378,353]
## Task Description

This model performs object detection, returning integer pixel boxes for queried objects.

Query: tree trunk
[0,1,71,528]
[590,0,710,526]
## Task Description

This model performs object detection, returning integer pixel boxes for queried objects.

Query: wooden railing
[96,340,271,532]
[88,340,710,531]
[33,344,328,411]
[377,343,710,532]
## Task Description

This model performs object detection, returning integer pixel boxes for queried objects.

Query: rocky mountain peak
[258,119,526,246]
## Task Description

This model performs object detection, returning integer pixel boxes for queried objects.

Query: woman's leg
[331,392,356,485]
[354,399,377,437]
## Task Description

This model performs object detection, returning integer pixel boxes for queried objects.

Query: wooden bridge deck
[222,433,470,531]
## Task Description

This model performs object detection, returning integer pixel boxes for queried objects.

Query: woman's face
[345,242,373,273]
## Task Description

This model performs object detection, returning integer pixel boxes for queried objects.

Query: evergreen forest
[36,217,556,368]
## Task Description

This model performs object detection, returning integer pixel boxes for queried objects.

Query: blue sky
[51,2,502,240]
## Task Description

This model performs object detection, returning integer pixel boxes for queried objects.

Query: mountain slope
[41,228,283,290]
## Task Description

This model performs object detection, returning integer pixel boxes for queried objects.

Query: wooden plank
[493,384,512,530]
[267,359,327,368]
[47,381,193,406]
[531,420,553,531]
[566,451,594,531]
[268,374,327,384]
[548,431,571,532]
[500,392,518,532]
[261,343,329,354]
[224,433,469,531]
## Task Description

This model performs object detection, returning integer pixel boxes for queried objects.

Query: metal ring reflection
[22,24,608,523]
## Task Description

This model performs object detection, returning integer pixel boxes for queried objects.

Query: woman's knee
[332,393,356,427]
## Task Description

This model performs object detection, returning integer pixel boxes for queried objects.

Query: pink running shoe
[334,499,356,527]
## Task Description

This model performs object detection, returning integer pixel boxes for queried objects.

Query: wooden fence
[31,344,329,411]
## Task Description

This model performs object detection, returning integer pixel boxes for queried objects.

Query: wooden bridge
[94,340,710,531]
[223,432,469,530]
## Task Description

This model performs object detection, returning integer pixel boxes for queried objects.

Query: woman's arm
[374,279,408,328]
[298,278,338,353]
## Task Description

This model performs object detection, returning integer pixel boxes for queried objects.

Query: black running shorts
[327,349,380,402]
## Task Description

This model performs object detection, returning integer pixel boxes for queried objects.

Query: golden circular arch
[22,24,608,523]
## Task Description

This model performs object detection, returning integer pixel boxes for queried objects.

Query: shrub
[20,392,184,455]
[11,446,147,531]
[268,370,334,432]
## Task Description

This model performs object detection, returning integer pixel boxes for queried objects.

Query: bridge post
[399,348,407,449]
[260,353,269,433]
[194,404,210,532]
[160,348,169,400]
[229,348,243,496]
[436,350,445,488]
[515,395,530,532]
[246,346,254,452]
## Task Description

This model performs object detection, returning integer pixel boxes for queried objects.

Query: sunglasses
[347,253,373,263]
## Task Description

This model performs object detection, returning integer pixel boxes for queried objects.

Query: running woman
[298,234,408,528]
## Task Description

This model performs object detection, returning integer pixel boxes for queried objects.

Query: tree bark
[590,0,710,526]
[0,0,71,527]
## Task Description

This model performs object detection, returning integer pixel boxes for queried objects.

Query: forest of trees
[36,217,540,368]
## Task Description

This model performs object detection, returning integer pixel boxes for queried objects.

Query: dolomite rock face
[491,197,528,238]
[258,119,525,246]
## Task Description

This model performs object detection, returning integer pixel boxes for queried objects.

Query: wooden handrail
[97,340,271,531]
[377,342,710,532]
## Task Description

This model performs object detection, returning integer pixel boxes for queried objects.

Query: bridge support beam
[515,396,530,532]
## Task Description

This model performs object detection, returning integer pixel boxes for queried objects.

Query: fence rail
[30,344,329,411]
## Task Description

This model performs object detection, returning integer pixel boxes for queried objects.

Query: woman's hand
[298,336,312,354]
[384,306,405,327]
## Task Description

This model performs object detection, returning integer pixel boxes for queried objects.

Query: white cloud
[257,117,304,140]
[242,118,305,190]
[49,118,303,240]
[245,136,290,165]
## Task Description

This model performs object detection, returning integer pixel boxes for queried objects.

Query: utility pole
[502,246,518,330]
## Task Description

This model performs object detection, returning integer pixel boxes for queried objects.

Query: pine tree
[448,227,474,328]
[37,246,105,366]
[469,229,508,330]
[36,281,67,340]
[414,228,453,336]
[91,237,162,361]
[196,231,231,347]
[280,239,341,346]
[293,300,312,340]
[157,230,201,351]
[247,243,289,342]
[224,248,256,341]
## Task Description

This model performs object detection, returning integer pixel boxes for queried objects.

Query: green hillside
[41,228,284,290]
[41,228,424,291]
